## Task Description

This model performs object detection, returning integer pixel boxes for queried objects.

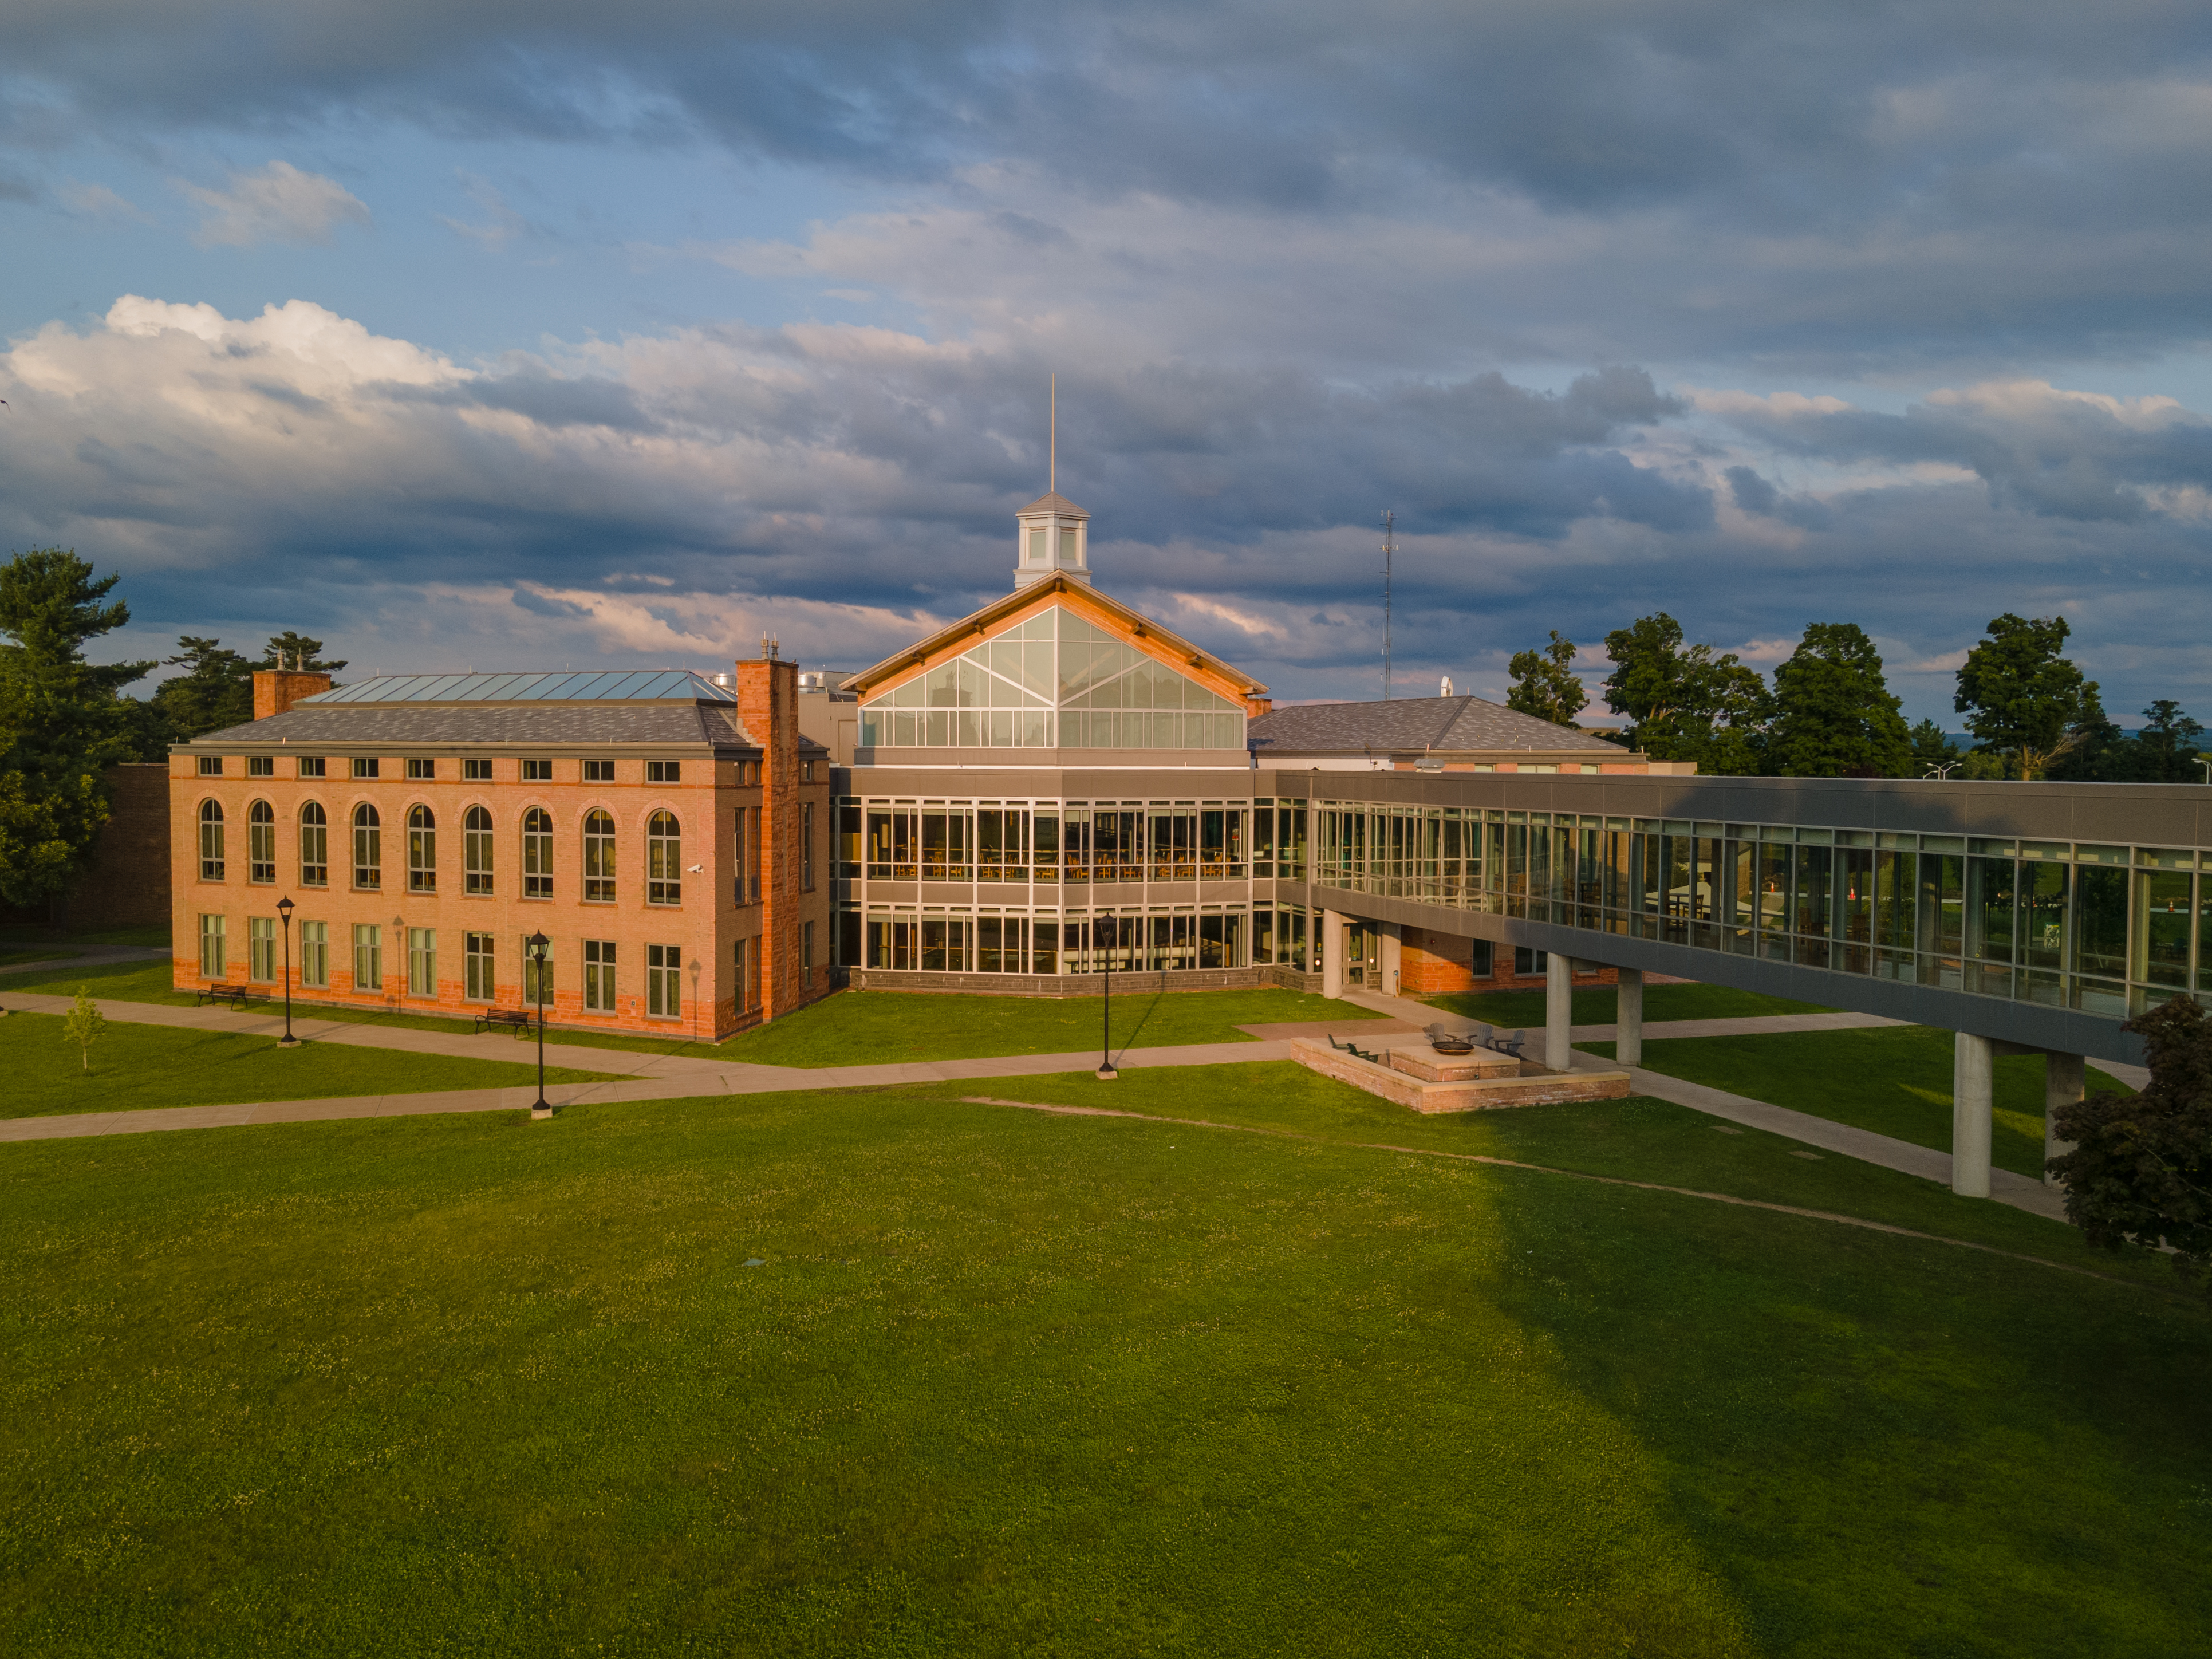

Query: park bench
[475,1008,535,1037]
[195,982,262,1010]
[1424,1022,1476,1055]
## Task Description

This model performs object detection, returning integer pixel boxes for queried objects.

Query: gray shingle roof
[1247,695,1626,755]
[1017,491,1090,518]
[186,702,826,752]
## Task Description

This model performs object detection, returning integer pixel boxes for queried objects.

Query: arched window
[248,800,276,884]
[353,803,381,890]
[299,802,328,888]
[407,804,436,893]
[198,800,225,880]
[647,810,681,905]
[583,809,616,903]
[522,807,553,899]
[465,805,494,894]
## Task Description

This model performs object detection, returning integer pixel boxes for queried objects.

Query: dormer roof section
[1017,491,1090,519]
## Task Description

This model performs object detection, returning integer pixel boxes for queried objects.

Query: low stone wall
[1289,1037,1630,1113]
[850,967,1265,997]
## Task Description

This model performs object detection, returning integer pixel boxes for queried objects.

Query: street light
[1096,913,1118,1081]
[1923,761,1959,781]
[527,931,551,1120]
[275,896,298,1048]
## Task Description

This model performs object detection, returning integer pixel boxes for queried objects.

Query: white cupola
[1014,491,1091,589]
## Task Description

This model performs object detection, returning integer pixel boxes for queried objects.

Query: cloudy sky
[3,0,2210,723]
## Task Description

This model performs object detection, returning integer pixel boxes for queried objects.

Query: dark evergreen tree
[0,549,156,905]
[1763,623,1912,777]
[1505,631,1588,727]
[261,632,346,675]
[151,637,257,740]
[1906,718,1961,776]
[1954,613,2104,780]
[2051,997,2212,1293]
[1600,612,1768,774]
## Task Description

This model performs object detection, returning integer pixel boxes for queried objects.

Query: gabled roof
[1248,695,1626,755]
[1016,491,1090,519]
[847,573,1269,702]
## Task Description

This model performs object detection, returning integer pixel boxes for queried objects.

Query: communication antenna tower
[1050,373,1056,495]
[1380,509,1395,701]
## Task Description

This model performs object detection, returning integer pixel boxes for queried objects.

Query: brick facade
[169,663,832,1039]
[1397,923,1619,997]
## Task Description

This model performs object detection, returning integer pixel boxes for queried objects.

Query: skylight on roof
[295,670,738,705]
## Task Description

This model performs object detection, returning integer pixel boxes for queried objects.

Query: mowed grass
[0,945,81,967]
[710,986,1387,1067]
[0,966,1386,1066]
[0,1011,624,1119]
[1427,981,1828,1028]
[1579,1026,2140,1179]
[3,1066,2207,1657]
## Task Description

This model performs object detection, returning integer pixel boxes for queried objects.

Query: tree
[2130,701,2206,783]
[149,636,257,740]
[0,550,155,905]
[261,632,346,675]
[1763,623,1913,777]
[2050,997,2212,1292]
[1954,613,2104,781]
[1505,631,1588,727]
[1907,718,1961,776]
[62,986,108,1074]
[1599,612,1769,774]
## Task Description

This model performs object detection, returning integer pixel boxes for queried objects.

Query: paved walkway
[0,980,2110,1226]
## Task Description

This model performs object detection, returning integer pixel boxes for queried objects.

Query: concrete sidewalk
[0,1038,1296,1143]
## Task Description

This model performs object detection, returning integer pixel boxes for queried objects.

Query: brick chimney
[732,647,801,1020]
[254,668,333,720]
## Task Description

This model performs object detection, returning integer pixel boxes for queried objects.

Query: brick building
[170,659,831,1037]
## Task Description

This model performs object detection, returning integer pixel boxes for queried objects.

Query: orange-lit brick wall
[1399,924,1618,996]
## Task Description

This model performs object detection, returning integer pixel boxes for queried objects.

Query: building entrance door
[1344,923,1379,988]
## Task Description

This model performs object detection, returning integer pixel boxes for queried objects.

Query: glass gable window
[856,605,1246,750]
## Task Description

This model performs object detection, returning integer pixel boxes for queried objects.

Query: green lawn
[0,945,81,967]
[1579,1025,2139,1179]
[0,1011,623,1118]
[1426,980,1829,1028]
[0,923,169,951]
[708,986,1388,1067]
[0,1066,2203,1657]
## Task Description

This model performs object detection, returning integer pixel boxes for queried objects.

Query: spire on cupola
[1014,373,1091,589]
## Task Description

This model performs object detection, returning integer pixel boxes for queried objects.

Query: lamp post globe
[527,931,551,1119]
[275,896,298,1047]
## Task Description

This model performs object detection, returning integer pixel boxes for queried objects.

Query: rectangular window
[298,756,326,778]
[802,920,815,990]
[1513,945,1548,976]
[647,943,682,1019]
[521,935,553,1006]
[801,759,816,782]
[523,813,552,899]
[802,802,815,891]
[199,913,227,978]
[300,920,328,988]
[354,811,381,890]
[735,936,759,1012]
[584,939,616,1012]
[522,759,552,782]
[648,760,680,783]
[249,807,275,884]
[247,756,273,778]
[583,759,614,782]
[463,758,492,781]
[301,810,328,888]
[465,932,495,1002]
[249,915,276,982]
[1470,939,1494,976]
[197,755,223,776]
[407,927,436,997]
[353,924,382,992]
[407,757,435,779]
[352,757,379,779]
[408,812,436,893]
[464,810,492,894]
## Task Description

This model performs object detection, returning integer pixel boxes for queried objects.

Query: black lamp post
[1096,912,1118,1081]
[276,896,298,1047]
[527,931,551,1120]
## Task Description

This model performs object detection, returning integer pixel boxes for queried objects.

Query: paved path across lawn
[1340,988,2072,1221]
[0,945,172,977]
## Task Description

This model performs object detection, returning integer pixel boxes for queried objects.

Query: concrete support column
[1379,924,1402,999]
[1545,950,1574,1072]
[1615,968,1644,1068]
[1320,909,1346,1000]
[1952,1031,1994,1199]
[2044,1051,2085,1188]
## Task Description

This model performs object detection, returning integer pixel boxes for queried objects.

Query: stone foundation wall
[1290,1037,1630,1113]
